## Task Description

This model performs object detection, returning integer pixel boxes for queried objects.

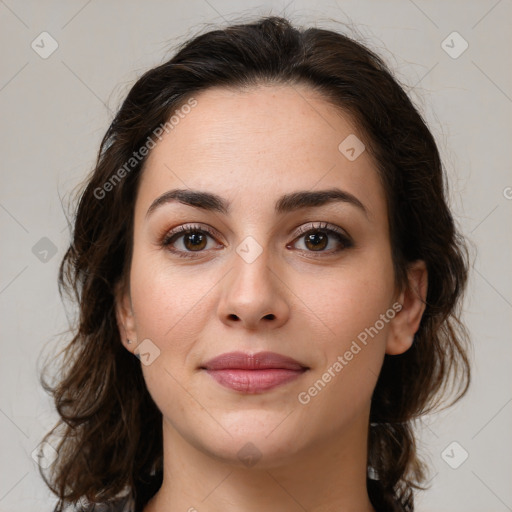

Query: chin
[194,417,310,469]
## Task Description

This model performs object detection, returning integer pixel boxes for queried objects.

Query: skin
[115,83,428,512]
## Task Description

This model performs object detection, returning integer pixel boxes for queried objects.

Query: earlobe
[114,280,138,351]
[386,260,428,355]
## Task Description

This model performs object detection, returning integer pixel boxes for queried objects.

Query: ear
[114,279,138,353]
[386,260,428,355]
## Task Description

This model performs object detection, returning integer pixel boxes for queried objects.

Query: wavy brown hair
[38,15,471,512]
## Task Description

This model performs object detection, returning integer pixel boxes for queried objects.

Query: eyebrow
[145,187,369,220]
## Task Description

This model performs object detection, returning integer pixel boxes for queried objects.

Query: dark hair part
[39,15,470,512]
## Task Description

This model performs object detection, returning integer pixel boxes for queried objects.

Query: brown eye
[303,231,328,251]
[289,222,353,255]
[161,224,219,258]
[180,231,208,251]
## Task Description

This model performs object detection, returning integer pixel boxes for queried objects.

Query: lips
[200,351,309,393]
[201,351,308,371]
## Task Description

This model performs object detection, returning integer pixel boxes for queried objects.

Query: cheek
[128,252,209,359]
[307,254,395,346]
[309,278,391,379]
[129,256,211,423]
[286,293,392,447]
[298,253,395,412]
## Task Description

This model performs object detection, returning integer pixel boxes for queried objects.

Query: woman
[38,15,471,512]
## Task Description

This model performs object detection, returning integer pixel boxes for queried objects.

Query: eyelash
[160,222,353,259]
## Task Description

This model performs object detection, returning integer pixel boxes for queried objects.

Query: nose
[217,251,290,331]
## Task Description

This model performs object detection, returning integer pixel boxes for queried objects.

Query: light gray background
[1,1,511,511]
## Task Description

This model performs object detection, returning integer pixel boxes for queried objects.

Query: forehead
[136,84,386,221]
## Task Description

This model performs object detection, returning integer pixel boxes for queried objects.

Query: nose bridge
[218,239,289,329]
[229,243,274,305]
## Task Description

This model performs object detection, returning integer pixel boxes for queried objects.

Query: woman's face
[117,84,409,467]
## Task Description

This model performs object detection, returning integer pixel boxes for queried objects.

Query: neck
[144,414,375,512]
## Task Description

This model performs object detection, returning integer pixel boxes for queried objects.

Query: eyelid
[292,221,350,240]
[161,223,220,245]
[288,222,354,254]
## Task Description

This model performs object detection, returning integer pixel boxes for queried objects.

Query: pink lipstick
[200,351,309,393]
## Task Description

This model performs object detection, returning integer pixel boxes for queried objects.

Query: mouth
[200,351,309,394]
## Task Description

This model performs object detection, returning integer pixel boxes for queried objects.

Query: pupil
[306,232,327,250]
[186,233,206,250]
